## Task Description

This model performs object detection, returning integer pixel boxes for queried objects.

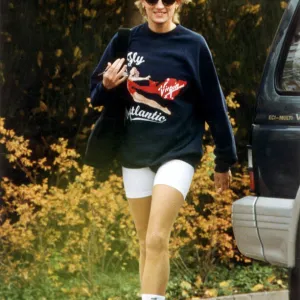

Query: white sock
[141,294,165,300]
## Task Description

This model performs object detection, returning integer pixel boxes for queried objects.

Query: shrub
[0,117,138,297]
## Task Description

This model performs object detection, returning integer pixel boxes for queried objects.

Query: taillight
[247,145,255,192]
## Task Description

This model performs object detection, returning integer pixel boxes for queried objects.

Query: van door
[251,0,300,265]
[253,1,300,199]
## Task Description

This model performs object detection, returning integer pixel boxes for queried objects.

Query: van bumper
[232,196,293,267]
[232,196,265,262]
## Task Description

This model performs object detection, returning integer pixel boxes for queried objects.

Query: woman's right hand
[102,58,128,90]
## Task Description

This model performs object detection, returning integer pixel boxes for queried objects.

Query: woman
[90,1,237,299]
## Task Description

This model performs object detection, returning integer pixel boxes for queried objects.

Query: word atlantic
[126,106,167,123]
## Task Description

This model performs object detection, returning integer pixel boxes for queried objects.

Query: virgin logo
[158,78,187,100]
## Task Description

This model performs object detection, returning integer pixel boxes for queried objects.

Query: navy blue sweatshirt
[90,22,237,172]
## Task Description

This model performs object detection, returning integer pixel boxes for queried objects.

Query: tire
[289,217,300,300]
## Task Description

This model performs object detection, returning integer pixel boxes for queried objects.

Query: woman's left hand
[214,170,232,194]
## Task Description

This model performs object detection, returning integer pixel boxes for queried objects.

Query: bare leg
[133,92,171,115]
[127,196,152,285]
[141,184,184,296]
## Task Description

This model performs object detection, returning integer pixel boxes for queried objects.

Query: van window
[279,16,300,92]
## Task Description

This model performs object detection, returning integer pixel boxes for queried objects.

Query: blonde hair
[135,0,192,24]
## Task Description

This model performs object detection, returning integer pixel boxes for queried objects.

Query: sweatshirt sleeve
[90,33,118,107]
[198,37,238,172]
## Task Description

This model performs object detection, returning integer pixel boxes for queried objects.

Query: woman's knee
[137,227,148,253]
[145,232,169,254]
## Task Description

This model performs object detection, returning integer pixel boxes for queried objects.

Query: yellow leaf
[40,100,48,112]
[72,70,81,79]
[240,3,261,15]
[280,1,288,9]
[55,49,63,57]
[204,289,218,297]
[251,284,264,292]
[68,106,76,119]
[21,270,29,280]
[181,290,189,297]
[37,51,43,68]
[77,134,87,140]
[82,127,90,134]
[195,275,203,288]
[72,62,89,78]
[84,24,92,30]
[64,27,70,37]
[180,280,192,290]
[256,16,263,27]
[205,122,209,131]
[267,275,276,283]
[231,61,240,70]
[91,9,97,18]
[219,280,231,288]
[277,279,287,288]
[73,46,82,59]
[81,287,91,296]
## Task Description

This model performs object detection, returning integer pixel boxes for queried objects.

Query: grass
[0,262,289,300]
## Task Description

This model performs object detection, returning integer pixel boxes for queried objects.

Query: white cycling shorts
[122,159,195,200]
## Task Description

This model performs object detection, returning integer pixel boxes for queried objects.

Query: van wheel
[289,218,300,300]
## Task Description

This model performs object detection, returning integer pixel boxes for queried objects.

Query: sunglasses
[145,0,176,6]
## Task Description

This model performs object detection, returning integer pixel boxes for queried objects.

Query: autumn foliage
[0,117,136,296]
[0,90,251,298]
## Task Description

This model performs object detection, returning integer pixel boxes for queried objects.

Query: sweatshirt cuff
[91,82,113,107]
[97,82,112,95]
[214,162,231,173]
